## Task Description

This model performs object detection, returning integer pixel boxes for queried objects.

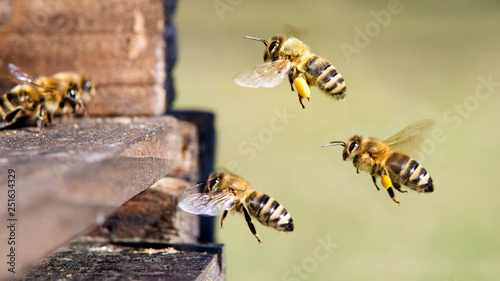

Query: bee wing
[7,64,51,92]
[233,59,291,88]
[178,191,236,216]
[384,119,435,154]
[8,63,35,84]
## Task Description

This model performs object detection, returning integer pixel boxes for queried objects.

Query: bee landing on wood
[234,35,346,109]
[323,119,435,204]
[0,64,94,132]
[179,171,294,244]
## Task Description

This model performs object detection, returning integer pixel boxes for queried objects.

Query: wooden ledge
[0,116,198,277]
[13,241,225,281]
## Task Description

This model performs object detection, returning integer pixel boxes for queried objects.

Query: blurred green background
[174,1,500,280]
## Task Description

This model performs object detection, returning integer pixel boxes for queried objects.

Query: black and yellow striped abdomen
[0,92,22,118]
[244,191,294,232]
[304,56,346,100]
[0,89,32,128]
[386,152,434,193]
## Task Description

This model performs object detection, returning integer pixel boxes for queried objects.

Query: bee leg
[220,210,228,229]
[36,105,47,133]
[288,67,296,92]
[298,94,306,109]
[386,187,399,205]
[393,182,407,193]
[353,155,360,174]
[371,175,380,191]
[293,76,310,109]
[81,102,90,117]
[370,164,380,190]
[242,205,262,244]
[381,169,400,204]
[46,111,52,125]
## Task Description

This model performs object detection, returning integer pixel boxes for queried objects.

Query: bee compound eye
[209,177,220,190]
[348,141,358,153]
[269,41,279,52]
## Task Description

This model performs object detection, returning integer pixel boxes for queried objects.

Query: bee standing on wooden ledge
[234,35,346,109]
[0,64,95,132]
[179,171,294,244]
[323,119,435,204]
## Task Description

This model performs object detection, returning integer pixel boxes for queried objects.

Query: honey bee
[36,72,95,116]
[234,35,346,109]
[178,171,294,243]
[0,64,94,131]
[323,119,435,204]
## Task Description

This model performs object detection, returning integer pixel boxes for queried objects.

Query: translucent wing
[233,59,291,88]
[7,63,49,91]
[178,191,236,216]
[8,63,35,84]
[384,119,435,155]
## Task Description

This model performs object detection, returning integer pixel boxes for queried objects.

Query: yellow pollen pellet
[381,175,392,190]
[293,77,311,99]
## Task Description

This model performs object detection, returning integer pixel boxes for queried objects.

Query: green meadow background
[174,1,500,280]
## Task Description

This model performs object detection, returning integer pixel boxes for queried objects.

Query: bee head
[206,171,223,192]
[73,78,95,112]
[264,35,285,62]
[343,135,361,161]
[322,135,361,161]
[243,35,285,62]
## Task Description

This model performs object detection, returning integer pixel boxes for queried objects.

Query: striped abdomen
[386,152,434,193]
[244,191,294,232]
[0,92,22,117]
[304,56,346,100]
[0,91,27,128]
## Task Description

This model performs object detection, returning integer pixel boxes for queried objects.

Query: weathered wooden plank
[90,85,167,116]
[0,115,197,279]
[0,0,177,116]
[0,35,162,84]
[0,0,165,34]
[12,241,225,281]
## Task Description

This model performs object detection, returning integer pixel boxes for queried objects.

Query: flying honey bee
[178,171,294,243]
[234,35,346,109]
[0,64,94,131]
[323,119,435,204]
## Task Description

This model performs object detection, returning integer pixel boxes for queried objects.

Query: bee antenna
[196,180,207,186]
[322,141,346,148]
[243,36,268,47]
[183,181,207,194]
